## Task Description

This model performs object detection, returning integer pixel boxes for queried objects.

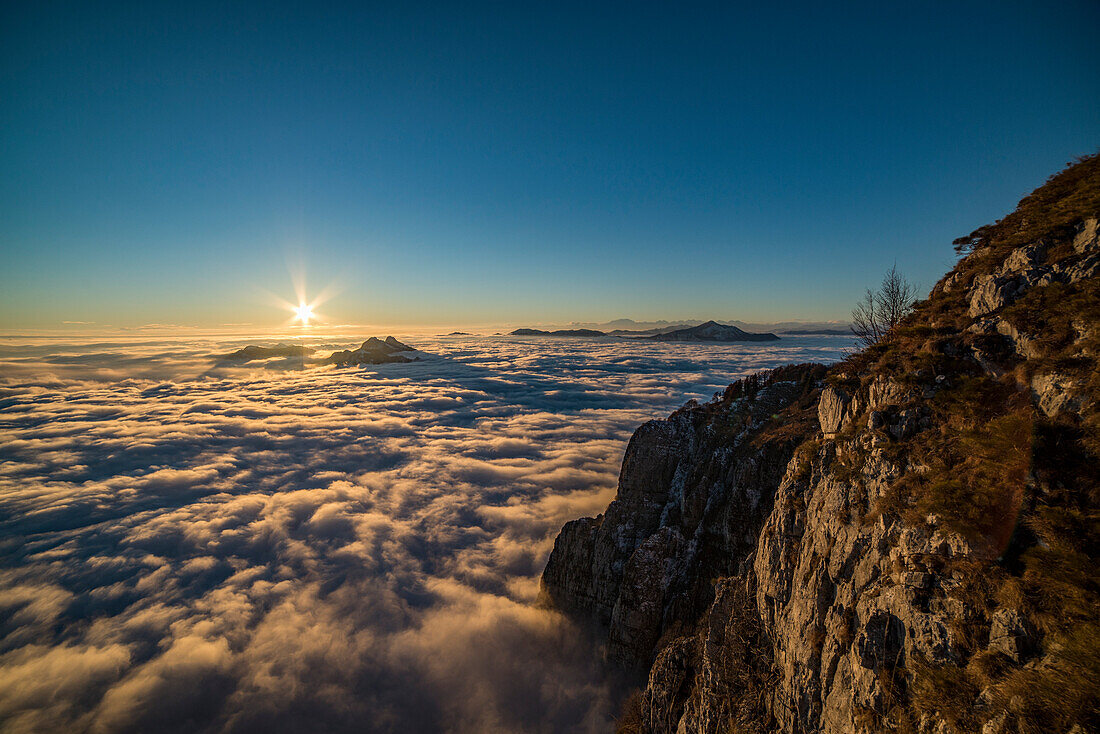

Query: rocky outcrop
[967,243,1050,318]
[1029,371,1090,418]
[1073,216,1098,253]
[541,366,826,666]
[816,385,854,438]
[967,217,1100,320]
[540,159,1100,733]
[326,337,420,365]
[987,609,1033,664]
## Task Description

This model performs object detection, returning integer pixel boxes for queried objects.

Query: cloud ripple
[0,333,852,733]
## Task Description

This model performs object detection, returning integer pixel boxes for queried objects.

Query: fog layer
[0,334,852,733]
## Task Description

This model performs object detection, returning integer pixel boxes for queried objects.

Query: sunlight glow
[255,259,342,330]
[294,303,314,324]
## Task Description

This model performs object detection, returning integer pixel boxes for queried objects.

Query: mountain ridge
[508,321,781,342]
[327,336,419,365]
[540,155,1100,733]
[647,320,780,342]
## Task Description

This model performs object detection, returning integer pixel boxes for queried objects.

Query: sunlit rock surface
[541,161,1099,733]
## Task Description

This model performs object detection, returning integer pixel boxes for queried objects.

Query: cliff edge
[540,155,1100,733]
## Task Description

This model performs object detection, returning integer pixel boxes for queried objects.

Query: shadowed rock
[326,337,420,366]
[540,157,1100,733]
[217,344,314,362]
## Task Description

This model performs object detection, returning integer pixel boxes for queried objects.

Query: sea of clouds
[0,332,853,733]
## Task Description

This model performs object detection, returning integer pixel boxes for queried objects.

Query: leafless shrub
[851,265,918,348]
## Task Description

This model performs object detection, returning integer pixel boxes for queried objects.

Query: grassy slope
[829,154,1099,732]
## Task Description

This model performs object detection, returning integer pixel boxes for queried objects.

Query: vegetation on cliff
[542,154,1099,734]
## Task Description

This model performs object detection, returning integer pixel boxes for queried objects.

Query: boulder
[819,385,857,438]
[1073,216,1098,254]
[868,375,911,410]
[967,231,1100,319]
[1031,372,1084,418]
[988,608,1033,663]
[968,275,1022,318]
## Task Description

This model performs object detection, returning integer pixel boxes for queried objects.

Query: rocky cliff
[540,156,1100,733]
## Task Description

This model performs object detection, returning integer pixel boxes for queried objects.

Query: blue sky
[2,0,1097,330]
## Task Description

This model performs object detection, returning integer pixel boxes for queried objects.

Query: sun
[293,303,314,324]
[264,273,338,327]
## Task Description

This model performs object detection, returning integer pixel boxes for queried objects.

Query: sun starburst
[293,303,314,324]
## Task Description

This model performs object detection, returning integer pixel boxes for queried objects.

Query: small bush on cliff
[850,265,919,348]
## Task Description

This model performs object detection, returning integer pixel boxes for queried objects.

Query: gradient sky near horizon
[2,0,1098,330]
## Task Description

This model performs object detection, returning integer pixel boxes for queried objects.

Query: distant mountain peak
[648,321,780,342]
[327,337,419,365]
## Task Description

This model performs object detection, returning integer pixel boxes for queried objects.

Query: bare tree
[850,265,918,348]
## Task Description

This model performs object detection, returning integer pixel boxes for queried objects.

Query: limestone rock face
[753,447,968,733]
[540,188,1099,733]
[1073,217,1098,254]
[540,516,601,615]
[867,375,912,411]
[542,412,700,630]
[607,527,687,664]
[541,367,825,666]
[988,609,1033,664]
[993,318,1043,361]
[967,243,1049,318]
[966,227,1100,319]
[1030,371,1088,418]
[642,637,695,732]
[818,385,857,438]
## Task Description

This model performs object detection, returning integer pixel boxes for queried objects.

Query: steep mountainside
[540,156,1100,733]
